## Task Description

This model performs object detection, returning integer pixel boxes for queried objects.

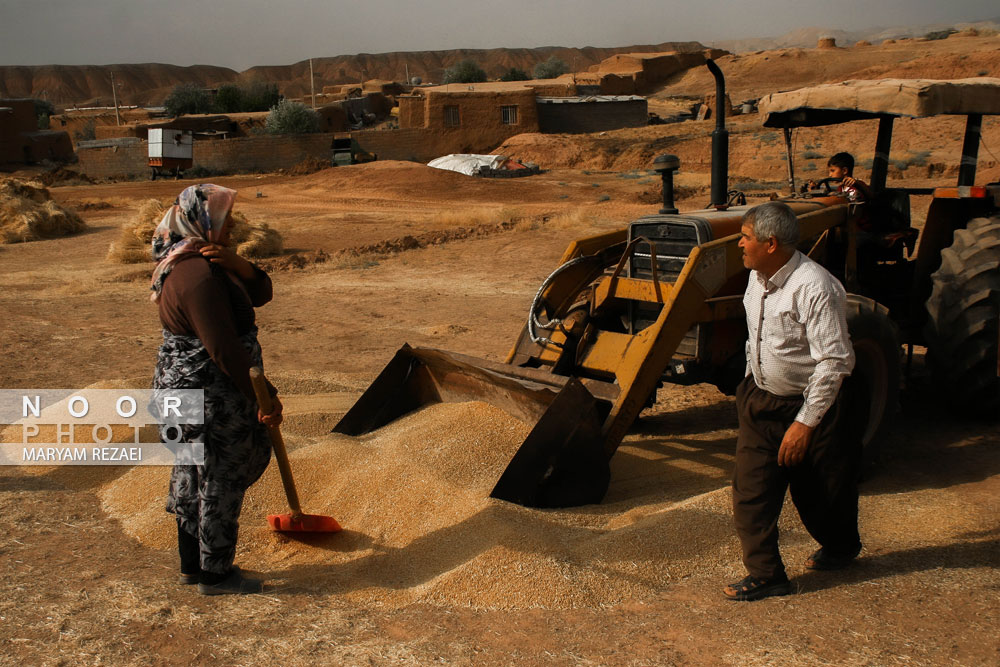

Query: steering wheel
[810,177,842,194]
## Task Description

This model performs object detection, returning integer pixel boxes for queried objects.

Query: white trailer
[147,129,193,179]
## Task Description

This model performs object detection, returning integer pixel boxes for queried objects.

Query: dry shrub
[546,208,594,230]
[435,206,523,228]
[0,178,86,243]
[107,204,283,263]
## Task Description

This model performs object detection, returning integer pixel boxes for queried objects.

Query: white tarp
[427,154,506,176]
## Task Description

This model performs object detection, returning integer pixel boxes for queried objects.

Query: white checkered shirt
[744,250,855,427]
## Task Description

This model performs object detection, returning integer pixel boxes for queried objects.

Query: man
[724,201,860,601]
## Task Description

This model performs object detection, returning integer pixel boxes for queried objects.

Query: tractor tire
[924,216,1000,415]
[845,294,901,466]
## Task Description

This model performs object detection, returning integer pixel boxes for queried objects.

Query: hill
[712,17,1000,52]
[0,42,707,108]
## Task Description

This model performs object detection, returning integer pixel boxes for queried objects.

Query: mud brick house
[399,86,540,132]
[574,49,725,95]
[0,98,73,164]
[399,83,647,136]
[537,95,648,133]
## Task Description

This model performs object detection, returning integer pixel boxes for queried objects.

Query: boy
[826,152,870,202]
[809,152,870,202]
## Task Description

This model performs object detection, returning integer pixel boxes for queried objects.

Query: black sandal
[805,548,859,571]
[723,575,792,601]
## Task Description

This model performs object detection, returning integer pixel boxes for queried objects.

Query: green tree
[442,59,487,84]
[239,81,280,112]
[264,99,320,134]
[164,82,214,117]
[533,56,569,80]
[499,67,530,82]
[214,81,281,113]
[214,84,244,113]
[31,98,55,129]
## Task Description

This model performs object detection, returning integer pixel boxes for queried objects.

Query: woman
[151,184,281,595]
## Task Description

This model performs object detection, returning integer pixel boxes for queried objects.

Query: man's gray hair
[743,202,800,247]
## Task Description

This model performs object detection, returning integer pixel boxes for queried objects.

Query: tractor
[333,63,1000,508]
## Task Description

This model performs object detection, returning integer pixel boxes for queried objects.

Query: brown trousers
[732,375,862,580]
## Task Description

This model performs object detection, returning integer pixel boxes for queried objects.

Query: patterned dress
[155,327,272,574]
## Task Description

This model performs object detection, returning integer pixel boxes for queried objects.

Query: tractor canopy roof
[759,77,1000,128]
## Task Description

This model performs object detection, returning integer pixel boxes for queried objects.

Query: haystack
[106,198,164,263]
[0,178,85,244]
[106,203,284,263]
[228,211,283,259]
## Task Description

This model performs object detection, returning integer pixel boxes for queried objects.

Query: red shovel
[250,367,342,533]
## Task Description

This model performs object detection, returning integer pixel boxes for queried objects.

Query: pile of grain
[98,399,740,610]
[106,204,284,264]
[0,178,85,243]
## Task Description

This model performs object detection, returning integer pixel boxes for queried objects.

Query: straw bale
[0,178,86,243]
[106,204,283,263]
[235,222,283,258]
[106,198,164,264]
[97,399,742,610]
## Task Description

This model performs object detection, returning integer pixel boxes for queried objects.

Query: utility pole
[309,58,316,108]
[110,71,121,126]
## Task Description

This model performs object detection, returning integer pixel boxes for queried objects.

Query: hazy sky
[1,0,996,70]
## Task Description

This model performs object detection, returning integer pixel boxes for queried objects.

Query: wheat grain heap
[107,200,283,263]
[97,394,743,610]
[0,178,85,243]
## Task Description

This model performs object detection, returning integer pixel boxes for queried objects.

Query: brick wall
[397,96,424,128]
[78,133,337,179]
[195,133,333,172]
[77,118,539,178]
[23,131,74,162]
[76,140,148,178]
[537,98,648,134]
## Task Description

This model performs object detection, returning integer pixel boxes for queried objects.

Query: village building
[0,98,73,164]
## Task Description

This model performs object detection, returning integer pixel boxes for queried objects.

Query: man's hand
[842,176,857,187]
[777,420,813,467]
[197,242,255,280]
[258,395,283,427]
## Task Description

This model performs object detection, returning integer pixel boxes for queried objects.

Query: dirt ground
[0,154,998,666]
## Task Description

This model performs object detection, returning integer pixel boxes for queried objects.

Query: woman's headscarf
[149,184,237,302]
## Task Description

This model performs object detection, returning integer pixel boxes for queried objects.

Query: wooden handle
[249,366,301,518]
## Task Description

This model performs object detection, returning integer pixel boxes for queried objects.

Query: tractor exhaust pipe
[706,59,729,208]
[653,154,680,214]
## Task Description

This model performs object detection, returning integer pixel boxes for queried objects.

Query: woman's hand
[258,395,283,427]
[198,242,256,281]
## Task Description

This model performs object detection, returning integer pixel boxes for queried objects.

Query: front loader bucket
[333,344,613,508]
